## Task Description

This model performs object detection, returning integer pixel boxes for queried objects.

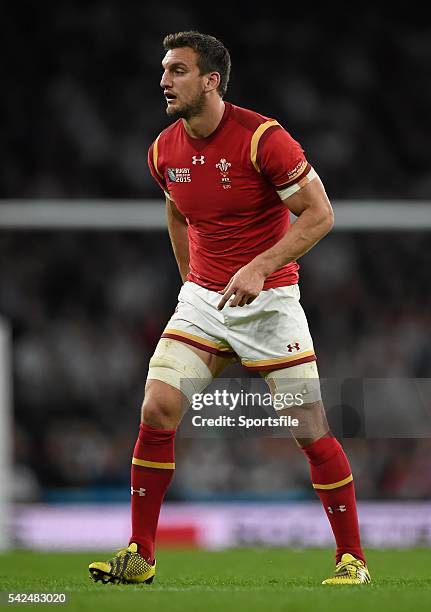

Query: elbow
[326,206,335,233]
[319,205,334,236]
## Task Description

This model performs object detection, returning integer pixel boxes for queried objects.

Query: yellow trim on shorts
[242,350,315,367]
[313,474,353,490]
[250,120,280,172]
[153,134,163,178]
[132,458,175,470]
[163,328,232,352]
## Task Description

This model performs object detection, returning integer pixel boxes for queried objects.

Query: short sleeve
[256,126,317,200]
[148,138,171,199]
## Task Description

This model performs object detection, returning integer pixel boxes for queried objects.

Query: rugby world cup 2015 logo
[167,167,191,183]
[216,158,232,189]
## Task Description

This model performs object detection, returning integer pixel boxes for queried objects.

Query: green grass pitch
[1,548,431,611]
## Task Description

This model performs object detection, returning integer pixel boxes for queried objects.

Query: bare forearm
[166,200,190,282]
[251,207,334,278]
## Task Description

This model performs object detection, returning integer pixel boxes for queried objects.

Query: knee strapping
[147,338,213,404]
[264,361,322,410]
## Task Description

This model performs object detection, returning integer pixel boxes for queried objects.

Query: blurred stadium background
[1,3,430,555]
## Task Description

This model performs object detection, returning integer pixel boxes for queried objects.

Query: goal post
[0,317,12,551]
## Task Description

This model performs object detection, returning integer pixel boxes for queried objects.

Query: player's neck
[182,99,225,139]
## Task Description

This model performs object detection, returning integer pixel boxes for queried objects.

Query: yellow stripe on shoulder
[250,120,280,172]
[153,134,163,179]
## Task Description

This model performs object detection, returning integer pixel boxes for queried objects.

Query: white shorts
[161,281,316,372]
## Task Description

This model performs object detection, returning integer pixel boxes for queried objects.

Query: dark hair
[163,31,231,97]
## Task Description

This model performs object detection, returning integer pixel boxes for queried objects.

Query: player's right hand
[217,264,265,310]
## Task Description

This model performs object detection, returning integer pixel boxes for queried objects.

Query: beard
[166,90,206,120]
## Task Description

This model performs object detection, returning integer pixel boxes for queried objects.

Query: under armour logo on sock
[131,487,146,496]
[328,505,347,514]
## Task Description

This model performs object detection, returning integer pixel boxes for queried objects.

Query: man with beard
[89,31,370,586]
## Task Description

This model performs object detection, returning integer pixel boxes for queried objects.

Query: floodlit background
[1,3,430,551]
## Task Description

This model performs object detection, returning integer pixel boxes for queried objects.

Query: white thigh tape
[264,361,322,410]
[147,338,213,403]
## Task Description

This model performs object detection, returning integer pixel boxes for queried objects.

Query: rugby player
[89,31,370,586]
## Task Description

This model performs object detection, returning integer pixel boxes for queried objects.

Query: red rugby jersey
[148,102,314,290]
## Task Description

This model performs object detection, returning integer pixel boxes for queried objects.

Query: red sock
[129,423,176,563]
[301,434,365,564]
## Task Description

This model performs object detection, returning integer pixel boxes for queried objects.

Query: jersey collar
[182,102,232,151]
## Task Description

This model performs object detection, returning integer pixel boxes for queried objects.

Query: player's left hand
[217,264,265,310]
